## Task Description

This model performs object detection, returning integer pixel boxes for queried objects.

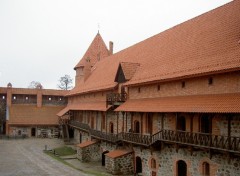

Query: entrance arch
[134,120,140,133]
[136,156,142,174]
[102,151,109,166]
[109,122,114,133]
[177,160,187,176]
[177,116,186,131]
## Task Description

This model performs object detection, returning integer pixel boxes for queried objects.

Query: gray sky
[0,0,232,89]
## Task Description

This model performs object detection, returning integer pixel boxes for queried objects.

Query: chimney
[109,41,113,55]
[84,57,91,81]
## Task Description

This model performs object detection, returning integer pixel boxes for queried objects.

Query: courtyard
[0,138,104,176]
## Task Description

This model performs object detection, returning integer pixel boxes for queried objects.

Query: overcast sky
[0,0,232,89]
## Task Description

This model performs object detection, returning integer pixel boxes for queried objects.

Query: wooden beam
[117,112,119,134]
[122,112,125,132]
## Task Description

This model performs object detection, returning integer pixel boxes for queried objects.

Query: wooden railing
[67,120,240,154]
[121,132,151,146]
[160,130,240,153]
[106,93,127,106]
[68,120,90,131]
[91,129,119,143]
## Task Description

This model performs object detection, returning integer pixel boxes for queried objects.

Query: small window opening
[59,97,62,101]
[157,85,160,91]
[2,96,5,100]
[151,158,156,169]
[48,97,52,101]
[208,77,213,85]
[25,96,29,100]
[138,87,141,93]
[181,81,185,88]
[13,96,16,100]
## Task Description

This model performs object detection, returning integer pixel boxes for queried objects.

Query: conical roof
[74,33,109,70]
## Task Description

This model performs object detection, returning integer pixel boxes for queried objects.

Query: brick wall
[129,71,240,100]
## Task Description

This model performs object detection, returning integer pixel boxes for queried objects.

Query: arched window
[109,122,114,133]
[151,158,156,169]
[177,160,187,176]
[202,162,210,176]
[134,120,140,133]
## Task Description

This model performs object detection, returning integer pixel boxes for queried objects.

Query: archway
[136,156,142,174]
[109,122,114,133]
[177,160,187,176]
[134,120,140,133]
[202,162,210,176]
[102,151,109,166]
[177,116,186,131]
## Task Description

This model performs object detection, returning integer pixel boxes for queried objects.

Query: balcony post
[117,112,119,134]
[125,112,128,132]
[122,112,125,132]
[228,114,232,150]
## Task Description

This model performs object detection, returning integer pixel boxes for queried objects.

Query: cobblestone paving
[0,138,86,176]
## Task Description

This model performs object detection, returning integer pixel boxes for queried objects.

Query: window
[181,81,185,88]
[208,77,213,85]
[138,87,141,93]
[2,96,5,100]
[48,97,52,101]
[13,96,16,100]
[59,97,62,101]
[202,162,210,176]
[157,85,160,91]
[25,96,29,100]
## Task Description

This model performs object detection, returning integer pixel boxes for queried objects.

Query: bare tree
[28,81,42,89]
[57,75,73,90]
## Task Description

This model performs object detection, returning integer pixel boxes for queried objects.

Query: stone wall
[134,146,240,176]
[105,153,134,175]
[77,142,101,162]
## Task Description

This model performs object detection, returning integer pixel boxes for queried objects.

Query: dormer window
[208,77,213,85]
[181,81,185,88]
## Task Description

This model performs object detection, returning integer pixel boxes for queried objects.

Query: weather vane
[98,23,100,33]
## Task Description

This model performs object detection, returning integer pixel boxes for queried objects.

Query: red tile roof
[57,101,111,116]
[120,62,140,80]
[8,105,65,125]
[70,1,240,96]
[115,93,240,113]
[76,140,98,148]
[105,150,132,159]
[74,33,110,70]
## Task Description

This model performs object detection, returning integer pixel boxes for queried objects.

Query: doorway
[200,115,212,133]
[177,160,187,176]
[31,128,36,137]
[134,120,140,133]
[102,151,109,166]
[136,156,142,174]
[177,116,186,131]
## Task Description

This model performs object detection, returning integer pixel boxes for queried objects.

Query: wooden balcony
[67,120,240,154]
[156,130,240,154]
[121,132,152,146]
[68,120,90,132]
[106,93,127,106]
[91,129,119,143]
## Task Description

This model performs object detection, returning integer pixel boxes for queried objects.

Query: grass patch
[53,146,76,156]
[44,149,109,176]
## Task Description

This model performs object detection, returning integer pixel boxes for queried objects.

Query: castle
[57,1,240,175]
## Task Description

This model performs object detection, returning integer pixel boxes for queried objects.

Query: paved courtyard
[0,138,86,176]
